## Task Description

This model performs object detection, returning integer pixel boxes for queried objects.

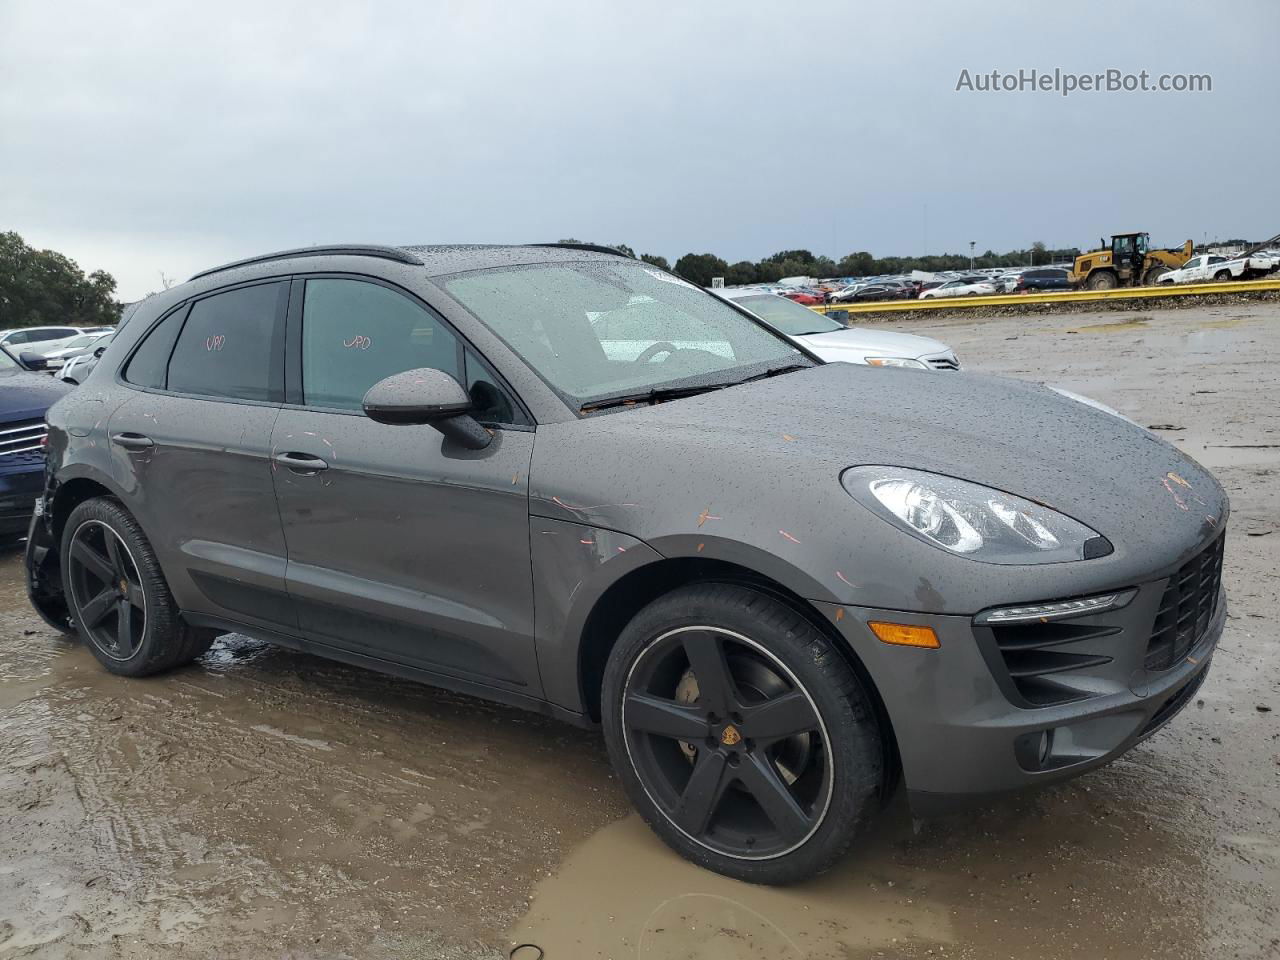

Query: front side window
[300,278,461,411]
[166,282,287,401]
[442,261,806,408]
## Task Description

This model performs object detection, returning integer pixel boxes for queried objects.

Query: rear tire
[60,497,214,677]
[601,583,885,885]
[1213,270,1231,281]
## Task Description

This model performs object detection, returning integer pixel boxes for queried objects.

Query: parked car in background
[0,326,83,352]
[27,242,1228,885]
[55,349,101,385]
[836,284,899,303]
[716,289,961,370]
[993,274,1020,293]
[1156,254,1239,284]
[1015,268,1072,293]
[781,289,825,306]
[54,335,114,384]
[918,278,997,299]
[0,344,71,538]
[828,283,868,303]
[33,330,114,369]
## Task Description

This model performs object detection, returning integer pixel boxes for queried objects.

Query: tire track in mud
[0,611,625,957]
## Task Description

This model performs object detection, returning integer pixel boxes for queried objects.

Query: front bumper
[0,463,44,536]
[814,564,1225,815]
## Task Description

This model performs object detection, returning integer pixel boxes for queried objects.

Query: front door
[271,276,540,694]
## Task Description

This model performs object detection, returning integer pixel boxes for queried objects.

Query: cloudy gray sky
[2,0,1276,300]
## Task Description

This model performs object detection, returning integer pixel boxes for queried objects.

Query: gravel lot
[2,301,1277,960]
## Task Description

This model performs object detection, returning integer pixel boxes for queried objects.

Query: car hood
[531,363,1225,609]
[796,327,953,363]
[0,368,72,421]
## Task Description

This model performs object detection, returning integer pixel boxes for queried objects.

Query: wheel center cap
[719,724,742,747]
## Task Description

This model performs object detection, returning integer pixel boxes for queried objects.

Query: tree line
[605,242,1082,288]
[0,231,121,328]
[0,230,1085,331]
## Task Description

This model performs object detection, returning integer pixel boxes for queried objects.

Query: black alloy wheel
[621,625,833,860]
[66,518,146,660]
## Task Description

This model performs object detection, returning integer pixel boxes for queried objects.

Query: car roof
[190,243,635,284]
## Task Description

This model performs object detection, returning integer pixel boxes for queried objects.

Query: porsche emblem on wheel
[720,724,742,746]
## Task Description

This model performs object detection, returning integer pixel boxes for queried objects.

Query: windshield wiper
[732,363,809,385]
[579,364,810,414]
[580,383,727,413]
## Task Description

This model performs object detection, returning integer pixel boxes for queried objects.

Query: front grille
[1145,535,1225,671]
[926,357,960,371]
[0,420,47,465]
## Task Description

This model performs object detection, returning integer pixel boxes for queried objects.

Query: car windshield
[732,294,844,336]
[63,334,98,349]
[442,261,810,407]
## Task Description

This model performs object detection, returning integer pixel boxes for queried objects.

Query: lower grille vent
[989,621,1118,706]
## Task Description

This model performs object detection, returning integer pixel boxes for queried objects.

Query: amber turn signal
[868,621,940,649]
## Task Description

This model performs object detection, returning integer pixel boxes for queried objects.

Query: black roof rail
[188,245,424,281]
[524,242,635,258]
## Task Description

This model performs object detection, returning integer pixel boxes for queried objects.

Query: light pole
[969,241,975,270]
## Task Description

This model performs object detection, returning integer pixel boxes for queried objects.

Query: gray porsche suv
[26,243,1227,884]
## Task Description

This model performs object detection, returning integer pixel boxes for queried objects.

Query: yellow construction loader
[1069,233,1194,289]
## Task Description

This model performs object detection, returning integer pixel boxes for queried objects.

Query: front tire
[601,583,885,884]
[1086,270,1118,290]
[60,497,214,676]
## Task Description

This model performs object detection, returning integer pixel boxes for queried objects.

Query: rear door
[270,275,540,694]
[108,280,294,631]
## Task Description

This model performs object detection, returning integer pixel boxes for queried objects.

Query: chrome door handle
[111,433,154,451]
[273,451,329,473]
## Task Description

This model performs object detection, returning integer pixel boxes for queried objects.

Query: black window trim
[283,271,536,431]
[116,275,291,408]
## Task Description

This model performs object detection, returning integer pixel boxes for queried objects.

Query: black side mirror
[362,368,491,450]
[19,351,48,371]
[93,345,108,358]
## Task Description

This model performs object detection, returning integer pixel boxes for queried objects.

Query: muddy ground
[2,301,1277,960]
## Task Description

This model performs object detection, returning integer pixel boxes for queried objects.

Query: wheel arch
[575,556,900,790]
[49,471,126,542]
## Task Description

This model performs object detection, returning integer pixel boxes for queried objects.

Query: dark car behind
[0,345,71,538]
[1016,268,1071,292]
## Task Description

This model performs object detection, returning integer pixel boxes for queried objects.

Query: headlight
[841,466,1108,564]
[864,357,927,369]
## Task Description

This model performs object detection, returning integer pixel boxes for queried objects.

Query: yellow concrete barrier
[813,277,1280,314]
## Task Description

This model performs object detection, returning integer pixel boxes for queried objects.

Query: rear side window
[300,278,461,411]
[123,306,188,388]
[166,282,288,401]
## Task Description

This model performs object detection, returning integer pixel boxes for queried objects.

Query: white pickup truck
[1157,252,1275,285]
